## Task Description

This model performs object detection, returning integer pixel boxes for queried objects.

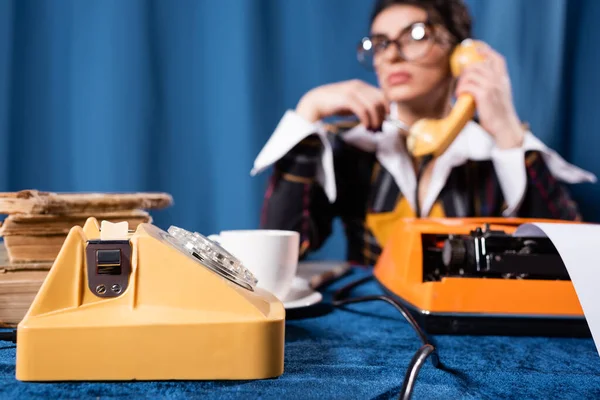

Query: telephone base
[16,305,284,381]
[15,219,285,381]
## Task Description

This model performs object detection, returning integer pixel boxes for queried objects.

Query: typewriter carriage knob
[442,236,467,268]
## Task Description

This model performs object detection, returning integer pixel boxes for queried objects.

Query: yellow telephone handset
[406,39,486,158]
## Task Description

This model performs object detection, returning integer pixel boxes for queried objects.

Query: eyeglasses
[357,21,441,69]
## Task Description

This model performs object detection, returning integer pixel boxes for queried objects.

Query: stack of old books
[0,190,173,326]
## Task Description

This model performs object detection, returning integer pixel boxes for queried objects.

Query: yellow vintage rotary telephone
[406,39,486,157]
[15,219,285,381]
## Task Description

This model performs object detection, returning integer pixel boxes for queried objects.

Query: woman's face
[370,5,453,105]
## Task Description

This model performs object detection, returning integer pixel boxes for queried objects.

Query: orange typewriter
[373,218,589,336]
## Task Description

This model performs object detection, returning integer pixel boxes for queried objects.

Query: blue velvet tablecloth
[1,269,599,399]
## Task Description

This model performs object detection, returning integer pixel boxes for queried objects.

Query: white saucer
[282,276,323,309]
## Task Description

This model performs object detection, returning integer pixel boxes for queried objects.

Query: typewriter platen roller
[374,218,590,336]
[431,224,569,281]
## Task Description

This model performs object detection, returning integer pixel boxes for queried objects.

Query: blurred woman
[252,0,595,265]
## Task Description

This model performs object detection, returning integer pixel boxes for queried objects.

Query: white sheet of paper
[514,222,600,355]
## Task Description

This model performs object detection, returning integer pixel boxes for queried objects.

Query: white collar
[341,119,596,216]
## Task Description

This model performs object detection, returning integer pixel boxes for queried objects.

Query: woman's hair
[370,0,473,44]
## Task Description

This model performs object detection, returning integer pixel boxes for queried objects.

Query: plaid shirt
[260,125,581,266]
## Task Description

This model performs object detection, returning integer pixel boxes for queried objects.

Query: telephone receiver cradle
[15,218,285,381]
[406,39,487,158]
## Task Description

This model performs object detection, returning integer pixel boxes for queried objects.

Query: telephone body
[15,219,285,381]
[406,39,486,158]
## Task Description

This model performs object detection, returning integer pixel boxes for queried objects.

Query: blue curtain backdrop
[0,0,598,259]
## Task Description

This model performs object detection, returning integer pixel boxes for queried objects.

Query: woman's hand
[296,80,389,131]
[455,44,525,149]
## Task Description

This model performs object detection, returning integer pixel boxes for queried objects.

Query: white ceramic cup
[208,229,300,300]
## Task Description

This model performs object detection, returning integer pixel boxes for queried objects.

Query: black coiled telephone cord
[332,275,441,400]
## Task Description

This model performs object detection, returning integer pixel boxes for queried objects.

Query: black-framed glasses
[357,21,440,69]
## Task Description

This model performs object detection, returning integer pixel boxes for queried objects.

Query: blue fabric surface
[1,269,599,399]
